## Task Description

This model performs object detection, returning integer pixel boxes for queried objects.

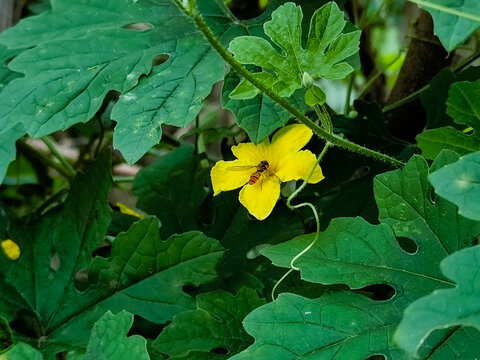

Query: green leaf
[133,146,209,239]
[0,0,227,165]
[0,342,43,360]
[0,45,22,90]
[410,0,480,52]
[416,126,480,160]
[228,2,360,99]
[248,154,480,358]
[222,70,308,143]
[85,311,149,360]
[395,245,480,356]
[153,288,265,359]
[420,67,480,129]
[429,150,480,221]
[417,79,480,159]
[112,36,225,164]
[0,317,13,353]
[447,79,480,129]
[0,124,25,185]
[0,153,224,357]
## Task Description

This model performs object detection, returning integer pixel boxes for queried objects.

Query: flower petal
[275,150,324,183]
[239,177,280,220]
[270,124,313,160]
[231,139,270,164]
[211,160,252,195]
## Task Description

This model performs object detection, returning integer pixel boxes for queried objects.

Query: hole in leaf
[55,351,67,360]
[50,249,60,272]
[182,284,201,297]
[197,195,215,228]
[366,355,386,360]
[9,310,42,339]
[122,22,154,31]
[349,166,370,181]
[127,315,168,338]
[74,270,89,292]
[228,0,268,20]
[355,284,395,301]
[397,237,418,254]
[210,347,229,355]
[91,242,111,258]
[429,187,437,205]
[152,54,170,67]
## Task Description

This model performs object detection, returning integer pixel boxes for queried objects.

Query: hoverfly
[227,160,280,186]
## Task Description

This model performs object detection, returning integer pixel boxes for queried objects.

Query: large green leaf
[429,150,480,221]
[243,154,480,358]
[411,0,480,52]
[228,2,360,99]
[133,146,209,239]
[153,288,265,359]
[417,79,480,159]
[0,153,224,358]
[0,0,228,166]
[85,311,149,360]
[395,245,480,356]
[230,291,480,360]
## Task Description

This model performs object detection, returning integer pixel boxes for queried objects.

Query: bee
[227,160,279,186]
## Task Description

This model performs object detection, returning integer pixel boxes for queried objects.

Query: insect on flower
[211,124,324,220]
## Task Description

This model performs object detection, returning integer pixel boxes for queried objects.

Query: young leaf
[429,150,480,221]
[417,79,480,159]
[85,311,149,360]
[153,288,265,359]
[250,154,480,358]
[395,245,480,356]
[410,0,480,52]
[228,2,360,99]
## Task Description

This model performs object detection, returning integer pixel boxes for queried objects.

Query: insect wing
[226,165,257,171]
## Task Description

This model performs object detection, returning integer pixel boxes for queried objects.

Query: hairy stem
[177,0,404,168]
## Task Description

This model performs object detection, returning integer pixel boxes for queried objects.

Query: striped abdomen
[248,161,269,185]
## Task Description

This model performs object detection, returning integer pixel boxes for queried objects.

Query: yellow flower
[211,124,324,220]
[1,239,20,260]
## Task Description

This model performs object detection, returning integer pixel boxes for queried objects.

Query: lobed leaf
[0,0,228,169]
[412,0,480,52]
[228,2,360,99]
[0,153,224,357]
[395,245,480,356]
[153,288,265,359]
[429,150,480,221]
[85,311,149,360]
[247,154,480,358]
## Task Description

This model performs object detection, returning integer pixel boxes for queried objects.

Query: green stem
[42,136,76,178]
[178,0,404,168]
[359,52,402,99]
[344,74,354,115]
[17,141,74,182]
[382,85,426,114]
[271,142,331,301]
[113,176,135,183]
